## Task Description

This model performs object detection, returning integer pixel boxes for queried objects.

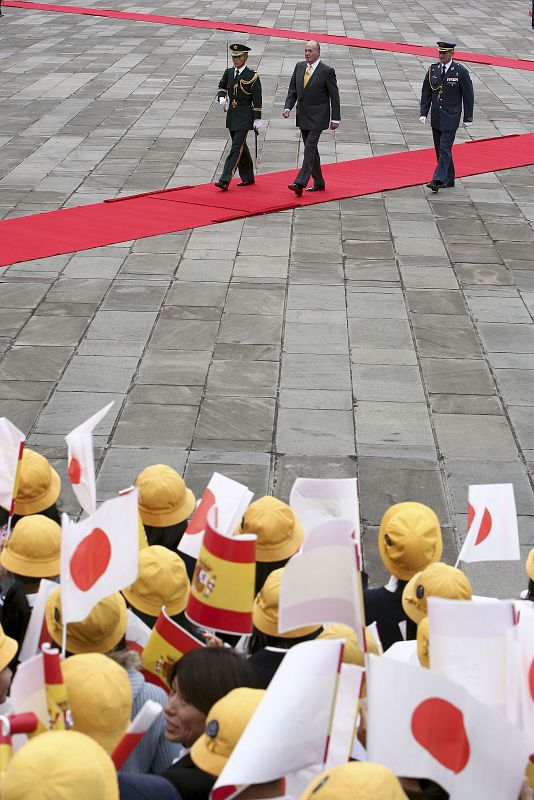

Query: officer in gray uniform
[214,44,262,191]
[419,40,474,192]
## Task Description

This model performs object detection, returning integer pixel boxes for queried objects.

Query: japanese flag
[65,402,113,515]
[367,654,529,800]
[515,605,534,759]
[60,490,139,624]
[457,484,520,564]
[179,472,253,560]
[0,418,25,516]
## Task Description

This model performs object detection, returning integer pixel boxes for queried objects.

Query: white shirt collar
[307,58,321,73]
[443,60,453,73]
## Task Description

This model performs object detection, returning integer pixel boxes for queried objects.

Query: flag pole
[61,623,67,658]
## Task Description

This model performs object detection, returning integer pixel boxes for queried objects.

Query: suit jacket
[248,647,286,688]
[217,65,262,131]
[118,774,181,800]
[420,60,474,132]
[284,60,341,131]
[160,753,215,800]
[363,586,411,652]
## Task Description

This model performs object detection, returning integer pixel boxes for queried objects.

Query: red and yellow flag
[186,518,256,635]
[141,608,203,691]
[42,646,71,730]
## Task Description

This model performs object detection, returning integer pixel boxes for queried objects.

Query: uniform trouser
[219,128,254,184]
[295,129,324,187]
[432,127,457,184]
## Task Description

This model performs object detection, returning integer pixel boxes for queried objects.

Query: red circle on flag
[68,457,82,485]
[70,527,112,591]
[187,488,216,535]
[411,698,470,774]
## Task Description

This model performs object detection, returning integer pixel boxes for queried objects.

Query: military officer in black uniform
[420,40,474,192]
[214,44,262,191]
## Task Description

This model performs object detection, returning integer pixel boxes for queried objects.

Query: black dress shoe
[214,180,228,191]
[426,180,441,193]
[306,184,326,192]
[441,180,455,188]
[237,179,255,186]
[288,183,304,197]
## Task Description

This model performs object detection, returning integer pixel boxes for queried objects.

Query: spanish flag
[0,713,39,775]
[42,645,71,730]
[186,516,256,635]
[141,608,204,691]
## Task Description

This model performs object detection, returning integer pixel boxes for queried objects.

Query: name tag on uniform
[447,76,458,82]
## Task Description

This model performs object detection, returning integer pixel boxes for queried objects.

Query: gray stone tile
[350,347,418,366]
[113,403,197,447]
[194,397,276,448]
[57,355,138,393]
[184,460,270,500]
[354,402,435,448]
[129,385,203,406]
[205,360,279,397]
[276,408,355,456]
[429,395,504,415]
[283,321,348,355]
[0,346,74,382]
[218,313,282,345]
[281,354,352,391]
[352,364,426,402]
[279,389,352,410]
[101,281,169,311]
[274,455,358,503]
[0,282,50,308]
[478,322,534,353]
[420,358,495,395]
[86,310,157,342]
[346,290,407,319]
[17,315,89,346]
[225,286,285,316]
[412,315,483,359]
[0,399,44,434]
[433,414,518,459]
[35,392,122,435]
[348,318,413,350]
[358,456,450,526]
[166,282,228,307]
[406,289,467,316]
[136,350,212,386]
[150,314,219,351]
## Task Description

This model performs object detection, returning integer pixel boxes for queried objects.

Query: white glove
[253,120,261,130]
[219,97,226,105]
[463,121,473,127]
[419,116,427,124]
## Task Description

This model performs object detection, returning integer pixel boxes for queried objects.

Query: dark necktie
[234,69,239,81]
[441,65,446,81]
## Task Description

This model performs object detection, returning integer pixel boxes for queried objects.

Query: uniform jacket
[161,753,216,800]
[284,60,341,131]
[420,60,474,132]
[217,65,262,131]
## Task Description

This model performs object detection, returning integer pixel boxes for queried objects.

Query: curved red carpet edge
[1,134,534,267]
[5,0,534,72]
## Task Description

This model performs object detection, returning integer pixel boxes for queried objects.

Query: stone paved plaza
[1,0,534,596]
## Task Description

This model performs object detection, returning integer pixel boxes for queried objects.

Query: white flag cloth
[60,490,139,624]
[0,417,25,515]
[367,654,529,800]
[179,472,253,560]
[428,597,517,716]
[457,484,520,564]
[289,478,361,562]
[65,402,113,516]
[515,604,534,755]
[211,639,344,800]
[278,518,366,650]
[10,653,48,729]
[19,579,57,662]
[325,664,364,768]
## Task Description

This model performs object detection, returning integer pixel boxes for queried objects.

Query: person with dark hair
[134,465,195,554]
[160,648,261,800]
[247,568,321,687]
[0,515,61,663]
[237,496,304,595]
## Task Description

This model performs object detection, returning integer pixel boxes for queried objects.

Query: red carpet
[5,0,534,72]
[2,134,534,268]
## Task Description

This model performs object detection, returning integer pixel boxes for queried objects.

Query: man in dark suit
[283,40,340,196]
[215,43,262,191]
[420,40,474,192]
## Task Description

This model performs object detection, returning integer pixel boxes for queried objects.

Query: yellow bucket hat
[45,588,127,655]
[318,624,379,667]
[526,547,534,582]
[239,496,304,563]
[1,729,119,800]
[0,515,61,578]
[135,464,195,527]
[62,653,132,754]
[122,545,190,617]
[417,616,430,668]
[378,502,442,581]
[12,448,61,517]
[191,687,265,777]
[0,622,18,671]
[299,761,409,800]
[402,562,472,624]
[253,568,320,638]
